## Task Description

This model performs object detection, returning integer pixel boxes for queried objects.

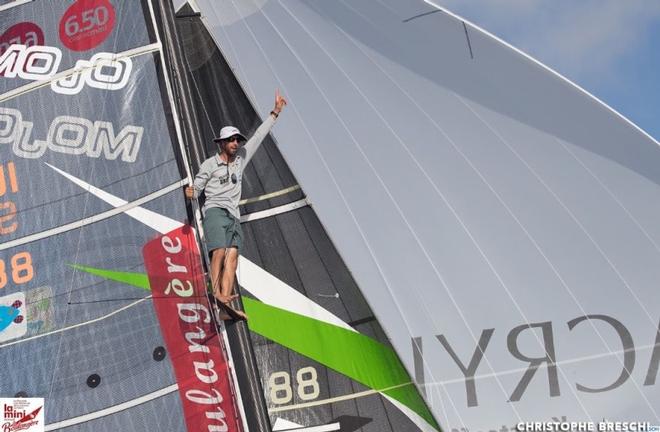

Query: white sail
[193,0,660,429]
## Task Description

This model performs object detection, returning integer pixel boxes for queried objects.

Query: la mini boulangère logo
[1,399,44,432]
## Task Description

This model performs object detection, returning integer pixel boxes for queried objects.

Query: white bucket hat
[213,126,247,143]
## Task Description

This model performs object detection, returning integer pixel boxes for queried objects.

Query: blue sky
[436,0,660,142]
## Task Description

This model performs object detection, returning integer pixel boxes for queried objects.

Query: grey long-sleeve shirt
[192,115,276,219]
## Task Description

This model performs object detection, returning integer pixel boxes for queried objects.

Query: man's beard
[219,144,236,156]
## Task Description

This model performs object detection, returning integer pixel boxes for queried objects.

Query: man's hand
[273,89,287,115]
[185,185,195,200]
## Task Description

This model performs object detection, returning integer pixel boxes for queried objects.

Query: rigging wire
[7,158,178,220]
[67,295,209,305]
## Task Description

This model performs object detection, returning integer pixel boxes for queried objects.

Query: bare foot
[213,292,238,304]
[230,307,248,321]
[229,309,247,321]
[220,303,248,321]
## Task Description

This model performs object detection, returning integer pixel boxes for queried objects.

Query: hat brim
[213,133,247,143]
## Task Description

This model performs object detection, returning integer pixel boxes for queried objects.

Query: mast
[151,1,271,431]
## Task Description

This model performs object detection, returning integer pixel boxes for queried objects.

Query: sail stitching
[556,137,660,256]
[326,6,526,424]
[239,184,301,205]
[274,2,460,425]
[330,13,635,425]
[44,383,178,430]
[0,179,186,251]
[0,0,32,12]
[268,381,414,413]
[240,197,309,222]
[0,296,152,349]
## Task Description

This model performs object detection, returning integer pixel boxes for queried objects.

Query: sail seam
[44,383,178,430]
[0,43,162,103]
[0,179,186,251]
[0,0,32,12]
[462,21,474,59]
[401,9,441,23]
[0,296,152,349]
[239,184,301,205]
[240,198,310,222]
[273,424,340,432]
[268,381,411,413]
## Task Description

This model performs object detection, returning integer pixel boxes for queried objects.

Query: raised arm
[243,90,287,164]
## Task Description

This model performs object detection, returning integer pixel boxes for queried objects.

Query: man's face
[221,135,240,156]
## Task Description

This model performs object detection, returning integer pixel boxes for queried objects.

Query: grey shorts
[202,207,243,253]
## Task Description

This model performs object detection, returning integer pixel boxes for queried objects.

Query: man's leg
[208,248,232,320]
[210,248,226,297]
[211,247,238,304]
[220,247,238,299]
[219,247,246,319]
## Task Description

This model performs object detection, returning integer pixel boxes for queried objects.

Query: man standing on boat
[186,90,287,320]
